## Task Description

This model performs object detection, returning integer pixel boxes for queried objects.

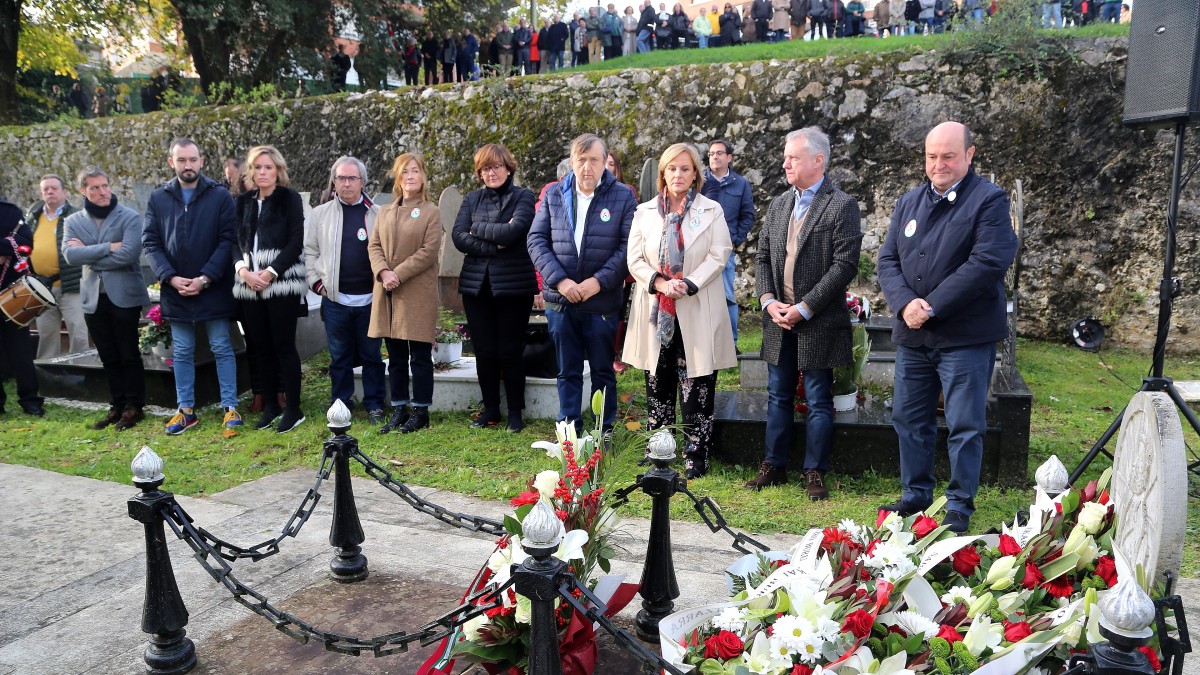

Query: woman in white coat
[623,143,737,479]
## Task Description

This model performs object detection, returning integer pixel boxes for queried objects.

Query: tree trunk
[172,2,231,95]
[0,0,22,126]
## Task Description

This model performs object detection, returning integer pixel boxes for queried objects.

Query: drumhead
[24,276,55,303]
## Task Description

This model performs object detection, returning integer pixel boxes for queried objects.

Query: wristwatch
[199,275,210,289]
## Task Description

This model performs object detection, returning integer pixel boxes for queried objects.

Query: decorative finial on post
[513,500,567,675]
[327,399,352,435]
[647,430,677,463]
[521,499,565,552]
[1100,577,1156,640]
[635,430,682,641]
[325,398,367,583]
[132,446,165,490]
[1035,455,1070,497]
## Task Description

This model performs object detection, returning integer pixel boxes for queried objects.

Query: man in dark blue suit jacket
[877,122,1018,534]
[528,133,636,433]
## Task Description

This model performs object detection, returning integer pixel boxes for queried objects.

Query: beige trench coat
[622,193,737,379]
[771,0,792,31]
[367,198,443,343]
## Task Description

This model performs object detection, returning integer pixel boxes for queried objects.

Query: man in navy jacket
[877,122,1017,534]
[528,133,636,432]
[701,139,756,345]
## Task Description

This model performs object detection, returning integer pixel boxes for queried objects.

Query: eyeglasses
[334,175,362,183]
[707,151,728,157]
[480,164,507,175]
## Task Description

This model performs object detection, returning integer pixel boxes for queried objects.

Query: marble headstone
[437,186,465,278]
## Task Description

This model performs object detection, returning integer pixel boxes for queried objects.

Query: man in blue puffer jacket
[528,133,636,433]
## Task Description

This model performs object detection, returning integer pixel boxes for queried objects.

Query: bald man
[876,121,1018,534]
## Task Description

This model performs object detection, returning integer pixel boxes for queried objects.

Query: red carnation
[1043,575,1076,598]
[951,545,982,576]
[822,527,854,552]
[509,490,541,507]
[1137,646,1162,671]
[703,630,745,660]
[1003,620,1033,643]
[912,515,939,539]
[1021,562,1045,590]
[937,624,964,643]
[792,666,815,675]
[842,609,874,639]
[998,534,1022,556]
[1094,556,1119,587]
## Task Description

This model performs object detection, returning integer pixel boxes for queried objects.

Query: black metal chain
[160,500,509,657]
[674,480,771,554]
[557,577,687,675]
[191,452,333,562]
[350,447,507,536]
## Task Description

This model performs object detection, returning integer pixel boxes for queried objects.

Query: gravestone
[1111,390,1187,586]
[639,158,659,203]
[437,186,465,312]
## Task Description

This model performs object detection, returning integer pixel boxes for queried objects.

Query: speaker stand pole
[1069,121,1200,485]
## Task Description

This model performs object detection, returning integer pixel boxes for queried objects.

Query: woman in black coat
[234,145,308,434]
[669,3,691,47]
[451,143,537,431]
[719,4,743,44]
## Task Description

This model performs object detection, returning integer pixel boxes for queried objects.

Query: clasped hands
[379,269,401,292]
[902,298,933,330]
[765,300,805,330]
[171,275,208,297]
[652,277,688,300]
[557,277,602,303]
[239,268,274,294]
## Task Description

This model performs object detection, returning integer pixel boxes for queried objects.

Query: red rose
[951,545,982,576]
[1042,575,1075,598]
[1003,620,1033,643]
[912,515,940,538]
[1021,562,1045,590]
[792,666,815,675]
[842,609,874,639]
[936,624,964,643]
[998,534,1022,556]
[703,630,745,660]
[1094,556,1118,587]
[1137,646,1162,671]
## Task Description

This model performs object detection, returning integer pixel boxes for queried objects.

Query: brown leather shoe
[114,406,145,431]
[804,469,829,501]
[744,462,787,490]
[91,407,122,430]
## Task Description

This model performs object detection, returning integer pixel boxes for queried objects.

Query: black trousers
[85,294,144,409]
[385,338,434,407]
[0,316,41,410]
[239,296,302,410]
[423,58,439,84]
[404,64,420,86]
[441,62,455,83]
[644,324,717,460]
[461,282,531,413]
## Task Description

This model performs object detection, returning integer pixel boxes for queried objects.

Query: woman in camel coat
[623,143,736,480]
[368,152,443,434]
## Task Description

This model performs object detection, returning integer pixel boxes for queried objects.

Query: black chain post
[513,501,569,675]
[326,402,368,583]
[128,447,196,675]
[635,431,681,642]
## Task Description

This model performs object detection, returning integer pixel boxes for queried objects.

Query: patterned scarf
[649,189,695,346]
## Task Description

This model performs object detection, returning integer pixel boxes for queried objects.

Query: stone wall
[2,36,1197,351]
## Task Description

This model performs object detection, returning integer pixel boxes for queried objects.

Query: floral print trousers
[644,328,717,467]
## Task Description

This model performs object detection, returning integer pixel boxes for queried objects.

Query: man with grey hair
[25,173,88,359]
[63,166,150,430]
[304,156,387,427]
[528,133,636,433]
[746,127,863,499]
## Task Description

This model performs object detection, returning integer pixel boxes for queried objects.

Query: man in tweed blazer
[746,127,863,499]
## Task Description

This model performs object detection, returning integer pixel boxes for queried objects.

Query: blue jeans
[764,332,833,472]
[323,299,384,412]
[545,304,618,430]
[892,342,995,516]
[1041,2,1061,27]
[1100,2,1119,22]
[171,319,238,409]
[970,8,984,24]
[697,33,708,48]
[722,254,739,345]
[549,50,565,70]
[637,29,652,52]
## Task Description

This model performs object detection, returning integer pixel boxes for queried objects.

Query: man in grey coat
[745,127,862,499]
[63,166,150,430]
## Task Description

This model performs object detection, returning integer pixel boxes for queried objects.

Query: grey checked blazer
[754,179,862,370]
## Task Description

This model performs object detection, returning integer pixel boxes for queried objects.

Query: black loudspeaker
[1122,0,1200,128]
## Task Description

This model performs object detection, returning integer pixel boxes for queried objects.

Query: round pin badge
[903,219,917,238]
[357,228,367,241]
[600,208,611,222]
[410,207,421,218]
[947,191,957,203]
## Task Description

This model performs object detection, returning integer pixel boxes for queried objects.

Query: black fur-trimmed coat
[233,186,307,303]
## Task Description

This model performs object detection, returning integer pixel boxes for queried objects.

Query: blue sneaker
[165,409,199,435]
[222,408,243,438]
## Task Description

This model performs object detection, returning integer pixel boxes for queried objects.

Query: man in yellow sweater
[25,174,89,360]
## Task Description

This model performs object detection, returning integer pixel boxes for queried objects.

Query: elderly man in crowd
[701,139,756,347]
[63,166,150,430]
[26,174,88,359]
[877,121,1017,534]
[745,127,862,499]
[305,156,386,425]
[528,133,636,434]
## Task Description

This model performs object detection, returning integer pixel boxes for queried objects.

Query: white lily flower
[963,616,1003,656]
[594,507,621,537]
[1063,526,1099,570]
[995,590,1028,614]
[486,539,529,590]
[984,555,1018,590]
[533,470,560,501]
[840,646,917,674]
[532,439,564,462]
[556,529,589,561]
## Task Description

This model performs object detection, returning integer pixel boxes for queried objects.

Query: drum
[0,276,57,327]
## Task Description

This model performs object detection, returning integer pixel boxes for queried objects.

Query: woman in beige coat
[623,143,737,479]
[368,153,444,433]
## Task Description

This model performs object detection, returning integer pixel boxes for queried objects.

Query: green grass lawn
[4,316,1196,573]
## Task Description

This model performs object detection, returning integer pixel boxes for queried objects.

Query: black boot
[399,406,429,433]
[380,405,410,434]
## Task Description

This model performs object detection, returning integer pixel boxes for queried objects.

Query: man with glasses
[304,157,386,425]
[701,139,756,345]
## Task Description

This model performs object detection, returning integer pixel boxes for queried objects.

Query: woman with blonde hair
[451,143,537,431]
[623,143,736,479]
[368,153,443,433]
[233,145,308,433]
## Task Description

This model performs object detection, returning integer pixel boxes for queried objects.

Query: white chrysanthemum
[864,540,917,573]
[711,607,749,634]
[940,585,976,607]
[839,518,867,544]
[877,557,918,584]
[794,630,826,665]
[813,616,842,643]
[772,614,814,652]
[883,610,939,642]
